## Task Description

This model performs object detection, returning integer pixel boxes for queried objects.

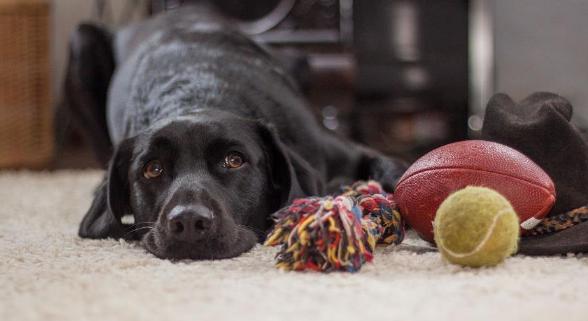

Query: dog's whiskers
[124,224,155,238]
[237,224,265,237]
[132,221,157,226]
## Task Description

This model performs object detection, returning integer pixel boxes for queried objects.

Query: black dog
[65,7,406,260]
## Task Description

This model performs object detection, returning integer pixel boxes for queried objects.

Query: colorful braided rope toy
[264,181,405,272]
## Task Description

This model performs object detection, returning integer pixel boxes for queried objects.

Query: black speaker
[353,0,469,160]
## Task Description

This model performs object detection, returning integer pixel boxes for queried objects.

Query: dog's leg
[320,132,408,193]
[60,23,115,167]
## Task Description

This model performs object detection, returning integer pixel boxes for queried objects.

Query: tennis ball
[433,186,519,267]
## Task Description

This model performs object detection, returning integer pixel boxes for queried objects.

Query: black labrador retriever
[65,7,406,260]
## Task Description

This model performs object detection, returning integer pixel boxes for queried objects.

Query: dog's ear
[257,123,324,207]
[78,137,135,239]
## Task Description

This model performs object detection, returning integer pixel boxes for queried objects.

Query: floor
[1,170,587,321]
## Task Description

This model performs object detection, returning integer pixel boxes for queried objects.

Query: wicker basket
[0,0,52,168]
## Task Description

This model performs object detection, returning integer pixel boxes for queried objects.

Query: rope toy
[264,180,404,272]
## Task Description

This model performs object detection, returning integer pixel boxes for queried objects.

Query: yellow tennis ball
[433,186,520,267]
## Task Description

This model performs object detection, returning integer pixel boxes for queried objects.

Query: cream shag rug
[1,170,587,321]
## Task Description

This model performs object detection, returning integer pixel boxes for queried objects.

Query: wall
[493,0,588,122]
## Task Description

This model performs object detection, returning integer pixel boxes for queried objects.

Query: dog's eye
[223,152,245,169]
[144,160,164,179]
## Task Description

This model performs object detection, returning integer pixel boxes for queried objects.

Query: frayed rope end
[264,180,405,272]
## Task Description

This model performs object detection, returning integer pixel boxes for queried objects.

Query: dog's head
[79,111,322,259]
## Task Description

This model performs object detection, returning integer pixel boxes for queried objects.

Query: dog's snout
[166,205,213,242]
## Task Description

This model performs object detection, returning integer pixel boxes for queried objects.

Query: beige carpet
[1,170,588,321]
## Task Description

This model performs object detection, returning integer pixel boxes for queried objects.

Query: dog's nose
[167,205,213,242]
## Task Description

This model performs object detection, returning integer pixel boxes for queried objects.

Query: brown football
[394,140,556,243]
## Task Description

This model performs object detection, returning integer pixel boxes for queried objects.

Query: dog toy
[265,181,404,272]
[394,140,556,243]
[434,186,519,267]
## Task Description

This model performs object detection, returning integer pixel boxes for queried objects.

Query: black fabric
[481,92,588,255]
